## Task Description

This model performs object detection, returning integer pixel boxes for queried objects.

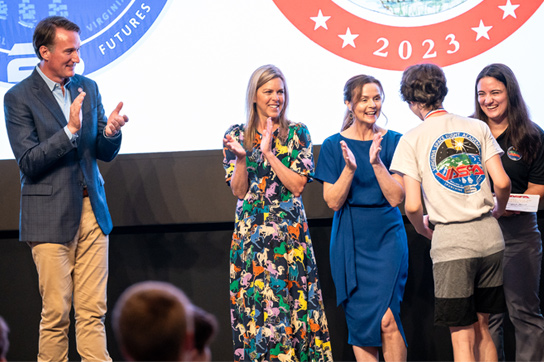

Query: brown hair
[473,63,541,164]
[342,74,385,131]
[193,306,218,353]
[400,63,448,110]
[33,16,80,60]
[112,281,194,361]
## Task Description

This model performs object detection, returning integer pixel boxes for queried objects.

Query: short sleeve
[390,135,421,182]
[289,123,314,180]
[482,123,504,162]
[382,130,403,172]
[222,124,244,185]
[528,125,544,185]
[314,136,341,185]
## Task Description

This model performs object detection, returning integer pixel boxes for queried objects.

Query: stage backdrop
[1,0,544,159]
[1,2,544,360]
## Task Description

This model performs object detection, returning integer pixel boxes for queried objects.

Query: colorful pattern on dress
[223,123,333,362]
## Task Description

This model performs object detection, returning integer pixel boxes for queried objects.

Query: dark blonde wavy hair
[243,65,290,151]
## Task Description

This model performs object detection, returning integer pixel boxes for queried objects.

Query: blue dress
[314,131,409,347]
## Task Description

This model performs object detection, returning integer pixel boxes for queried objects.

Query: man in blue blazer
[4,16,128,362]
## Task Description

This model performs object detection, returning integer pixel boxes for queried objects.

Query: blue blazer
[4,69,121,243]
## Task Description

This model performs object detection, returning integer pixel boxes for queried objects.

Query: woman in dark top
[474,63,544,362]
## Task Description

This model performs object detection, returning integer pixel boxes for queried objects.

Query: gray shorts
[431,213,504,263]
[433,250,506,327]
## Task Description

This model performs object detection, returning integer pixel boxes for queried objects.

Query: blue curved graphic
[0,0,171,85]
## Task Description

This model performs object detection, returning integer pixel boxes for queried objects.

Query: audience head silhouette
[112,281,194,361]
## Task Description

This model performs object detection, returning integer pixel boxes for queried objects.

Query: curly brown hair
[400,63,448,110]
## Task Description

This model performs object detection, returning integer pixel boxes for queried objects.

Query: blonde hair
[244,64,290,150]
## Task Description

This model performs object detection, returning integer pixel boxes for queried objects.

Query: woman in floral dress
[223,64,332,362]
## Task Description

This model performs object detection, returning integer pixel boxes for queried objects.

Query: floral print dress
[223,122,333,362]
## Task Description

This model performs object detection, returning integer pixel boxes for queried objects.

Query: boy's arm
[486,154,511,218]
[403,175,433,240]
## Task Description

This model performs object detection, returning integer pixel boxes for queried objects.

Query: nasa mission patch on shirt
[430,132,485,194]
[507,146,522,161]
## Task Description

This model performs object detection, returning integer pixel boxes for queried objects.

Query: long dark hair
[474,63,541,164]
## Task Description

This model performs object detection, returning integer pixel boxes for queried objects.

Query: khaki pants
[30,198,111,362]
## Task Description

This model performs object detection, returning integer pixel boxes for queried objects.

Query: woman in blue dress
[315,74,409,361]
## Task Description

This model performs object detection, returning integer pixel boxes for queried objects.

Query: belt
[83,187,89,197]
[330,203,357,306]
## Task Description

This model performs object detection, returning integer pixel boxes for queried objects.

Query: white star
[310,9,331,30]
[338,28,359,48]
[471,20,492,41]
[499,0,519,19]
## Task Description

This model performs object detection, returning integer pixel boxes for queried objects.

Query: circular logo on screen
[430,132,485,194]
[507,146,522,161]
[0,0,172,85]
[273,0,544,70]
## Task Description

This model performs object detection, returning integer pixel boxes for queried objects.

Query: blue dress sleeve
[314,135,342,184]
[382,130,403,172]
